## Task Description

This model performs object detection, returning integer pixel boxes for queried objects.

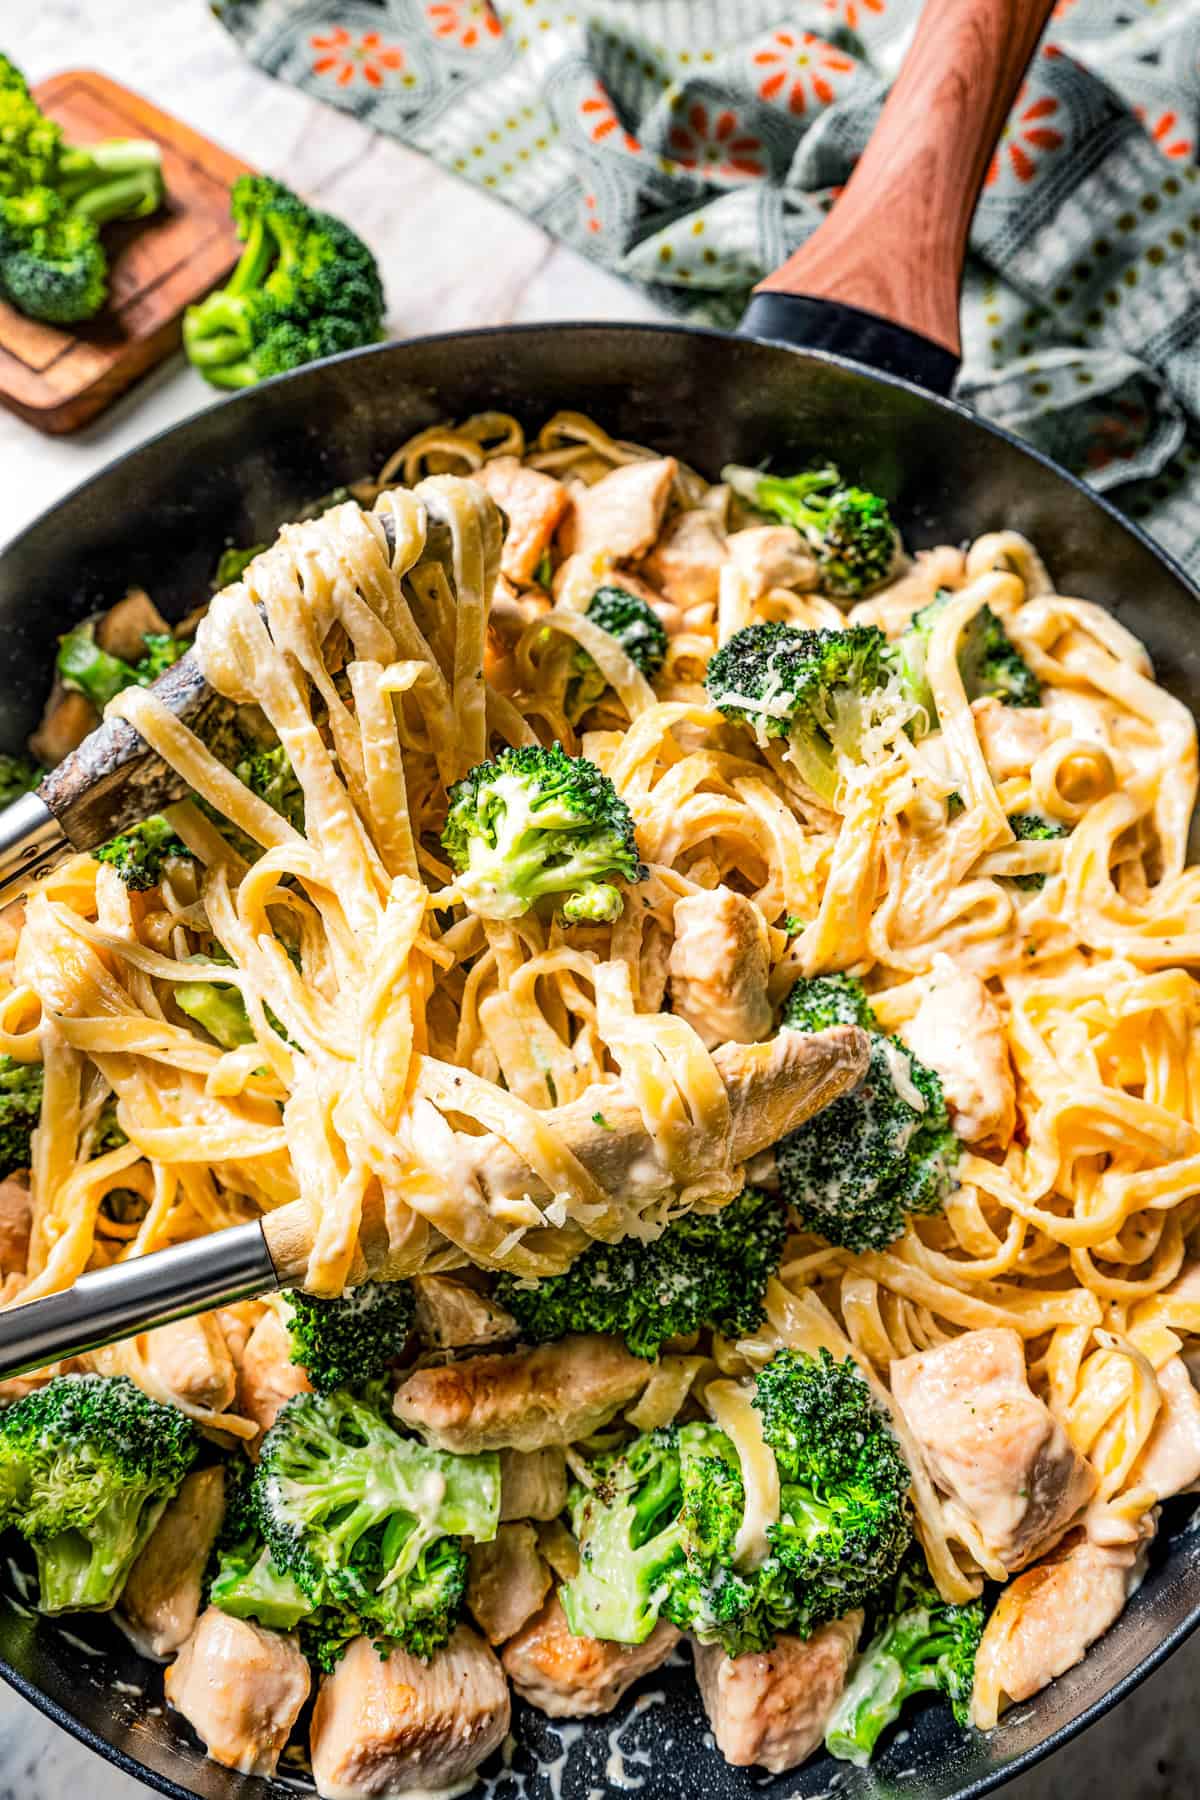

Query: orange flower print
[1141,108,1194,162]
[753,31,854,117]
[583,192,602,236]
[822,0,884,28]
[426,0,502,50]
[310,27,404,88]
[1084,398,1148,473]
[986,91,1063,185]
[580,84,642,155]
[668,104,765,179]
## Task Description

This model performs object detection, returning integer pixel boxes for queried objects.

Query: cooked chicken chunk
[972,696,1055,780]
[900,956,1015,1145]
[725,526,817,599]
[693,1613,862,1773]
[309,1626,510,1798]
[668,888,772,1050]
[215,1300,263,1368]
[29,688,98,767]
[410,1274,518,1351]
[1131,1355,1200,1500]
[239,1308,311,1439]
[891,1329,1095,1570]
[143,1313,237,1414]
[474,457,569,585]
[641,507,726,607]
[120,1465,226,1659]
[501,1589,679,1717]
[96,587,172,660]
[393,1333,650,1454]
[467,1521,552,1645]
[165,1608,310,1777]
[0,1174,31,1277]
[499,1446,569,1521]
[559,458,677,562]
[972,1529,1146,1724]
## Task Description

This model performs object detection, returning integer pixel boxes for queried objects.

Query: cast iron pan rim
[2,321,1197,613]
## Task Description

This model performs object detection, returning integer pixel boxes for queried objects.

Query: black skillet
[3,0,1200,1793]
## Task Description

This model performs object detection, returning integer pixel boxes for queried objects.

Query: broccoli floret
[183,174,384,390]
[175,977,256,1049]
[254,1386,499,1662]
[0,1373,197,1613]
[0,188,107,323]
[56,619,187,711]
[95,816,193,891]
[208,1457,314,1632]
[282,1282,415,1392]
[723,464,896,598]
[234,744,304,833]
[494,1185,787,1359]
[825,1549,985,1765]
[896,591,1040,728]
[92,1095,128,1155]
[567,586,669,720]
[213,543,266,588]
[0,86,63,196]
[775,975,959,1252]
[0,54,30,97]
[0,1054,42,1179]
[0,752,39,805]
[441,742,645,924]
[1006,811,1069,892]
[704,623,913,805]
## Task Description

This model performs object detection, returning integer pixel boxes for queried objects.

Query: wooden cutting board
[0,71,252,435]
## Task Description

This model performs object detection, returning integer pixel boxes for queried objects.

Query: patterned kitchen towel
[214,0,1200,576]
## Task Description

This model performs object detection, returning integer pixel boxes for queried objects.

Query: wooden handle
[757,0,1057,356]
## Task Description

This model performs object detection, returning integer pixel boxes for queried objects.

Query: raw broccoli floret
[234,743,304,833]
[183,174,384,390]
[95,816,193,890]
[0,752,39,805]
[1006,811,1069,892]
[895,590,1040,728]
[0,1054,43,1178]
[704,623,913,805]
[441,742,645,924]
[494,1185,787,1359]
[775,975,959,1253]
[0,188,106,323]
[825,1548,985,1765]
[0,54,29,97]
[282,1282,415,1392]
[213,543,266,588]
[57,618,186,711]
[253,1386,499,1662]
[567,585,668,720]
[0,1373,197,1613]
[723,464,896,598]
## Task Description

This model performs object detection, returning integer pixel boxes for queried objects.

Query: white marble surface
[1,3,1198,1797]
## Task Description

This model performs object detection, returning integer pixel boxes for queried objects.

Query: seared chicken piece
[725,526,817,599]
[29,688,98,767]
[0,1173,31,1277]
[239,1309,312,1439]
[309,1626,510,1798]
[668,888,772,1050]
[693,1613,862,1773]
[164,1608,310,1777]
[474,457,569,586]
[891,1329,1095,1570]
[900,956,1016,1145]
[120,1465,226,1659]
[502,1589,679,1717]
[641,507,726,607]
[500,1446,569,1521]
[96,587,172,660]
[410,1274,518,1351]
[467,1521,552,1644]
[972,1529,1146,1724]
[143,1313,237,1414]
[559,459,677,562]
[1131,1355,1200,1500]
[393,1333,650,1454]
[972,696,1055,781]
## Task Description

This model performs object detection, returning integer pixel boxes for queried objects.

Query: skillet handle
[741,0,1056,393]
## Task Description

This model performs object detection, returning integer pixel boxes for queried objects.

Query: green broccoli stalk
[1006,812,1069,892]
[567,586,668,721]
[723,464,896,598]
[895,591,1040,728]
[704,622,914,805]
[0,1054,43,1179]
[494,1184,787,1359]
[775,975,959,1252]
[441,742,645,924]
[183,174,384,390]
[825,1549,985,1766]
[95,816,193,891]
[174,977,257,1050]
[562,1428,693,1644]
[282,1282,415,1391]
[0,1373,197,1613]
[254,1386,499,1662]
[214,543,267,589]
[0,752,40,805]
[56,619,187,711]
[208,1458,313,1632]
